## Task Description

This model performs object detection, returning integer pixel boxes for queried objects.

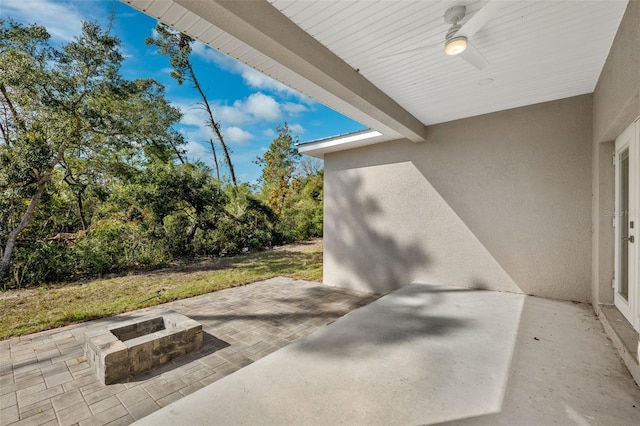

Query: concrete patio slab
[136,283,640,426]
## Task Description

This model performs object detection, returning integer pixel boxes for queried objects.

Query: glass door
[614,119,639,331]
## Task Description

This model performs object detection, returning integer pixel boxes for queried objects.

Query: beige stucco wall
[592,0,640,305]
[324,95,593,301]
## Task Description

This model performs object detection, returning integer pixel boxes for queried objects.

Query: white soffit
[124,0,628,144]
[270,0,628,125]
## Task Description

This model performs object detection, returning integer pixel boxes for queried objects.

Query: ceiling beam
[174,0,428,142]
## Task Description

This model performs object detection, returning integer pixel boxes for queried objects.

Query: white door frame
[614,118,640,331]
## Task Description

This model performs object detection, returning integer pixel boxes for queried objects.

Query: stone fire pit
[85,311,203,384]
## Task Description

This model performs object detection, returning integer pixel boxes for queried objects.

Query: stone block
[85,312,202,385]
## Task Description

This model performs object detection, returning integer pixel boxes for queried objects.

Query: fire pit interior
[85,311,203,384]
[110,317,166,342]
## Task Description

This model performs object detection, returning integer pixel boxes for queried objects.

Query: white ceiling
[270,0,627,125]
[125,0,628,143]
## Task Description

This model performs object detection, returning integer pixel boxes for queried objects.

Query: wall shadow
[324,94,593,301]
[413,99,593,301]
[324,171,431,294]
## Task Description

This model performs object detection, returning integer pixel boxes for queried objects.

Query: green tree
[210,184,279,254]
[255,124,301,214]
[0,20,184,280]
[275,159,324,241]
[134,161,226,254]
[146,24,237,187]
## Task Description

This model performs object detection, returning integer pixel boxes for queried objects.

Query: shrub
[9,242,75,288]
[202,196,278,254]
[73,218,166,275]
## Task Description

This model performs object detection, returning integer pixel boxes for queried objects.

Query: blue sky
[2,0,365,183]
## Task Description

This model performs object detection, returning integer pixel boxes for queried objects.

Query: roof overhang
[126,0,427,143]
[297,129,390,158]
[124,0,628,155]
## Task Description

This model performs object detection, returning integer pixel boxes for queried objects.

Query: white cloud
[224,127,253,144]
[184,141,210,162]
[172,98,259,145]
[180,126,212,146]
[214,93,282,125]
[172,100,215,143]
[217,104,250,125]
[282,102,309,115]
[191,41,228,66]
[191,40,307,99]
[174,100,208,127]
[245,93,281,122]
[3,0,84,42]
[288,123,305,134]
[172,91,304,147]
[262,128,277,138]
[241,67,300,97]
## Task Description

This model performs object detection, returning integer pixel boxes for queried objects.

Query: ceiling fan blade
[377,40,440,61]
[459,41,489,70]
[458,0,503,38]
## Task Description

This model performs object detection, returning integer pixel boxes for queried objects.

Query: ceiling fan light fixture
[445,36,468,56]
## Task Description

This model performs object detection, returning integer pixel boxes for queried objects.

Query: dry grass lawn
[0,240,322,339]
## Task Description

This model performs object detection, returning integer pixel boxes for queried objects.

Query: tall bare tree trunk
[209,138,220,181]
[210,119,237,187]
[0,143,66,280]
[185,60,237,187]
[76,187,87,232]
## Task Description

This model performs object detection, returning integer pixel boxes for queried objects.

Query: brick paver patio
[0,277,379,426]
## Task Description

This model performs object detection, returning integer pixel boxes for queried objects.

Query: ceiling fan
[379,1,502,70]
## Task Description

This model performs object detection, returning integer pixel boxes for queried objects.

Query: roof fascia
[298,130,392,158]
